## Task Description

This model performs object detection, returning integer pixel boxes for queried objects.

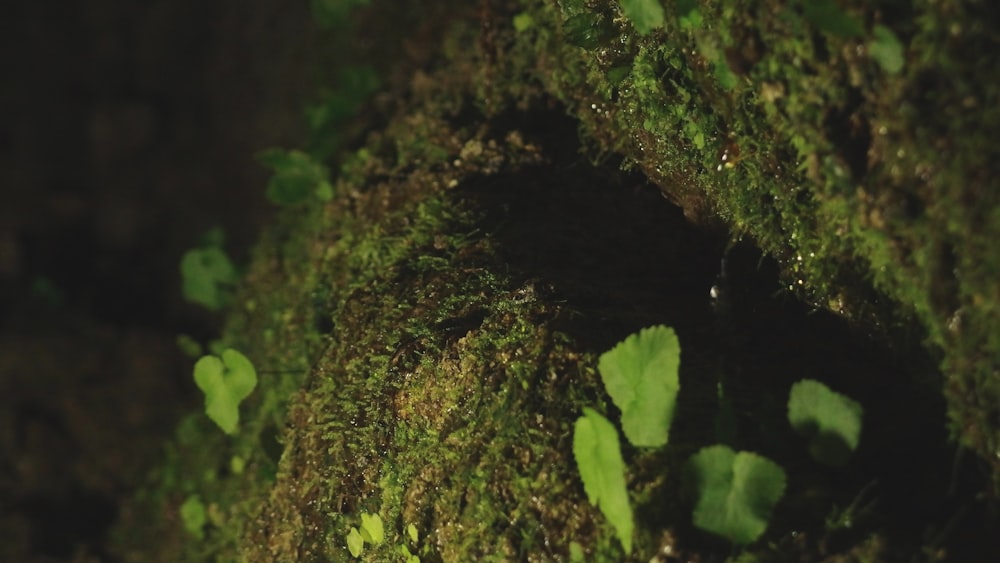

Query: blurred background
[0,1,322,560]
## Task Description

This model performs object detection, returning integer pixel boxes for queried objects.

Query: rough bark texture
[112,0,999,561]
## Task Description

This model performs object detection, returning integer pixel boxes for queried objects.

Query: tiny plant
[685,445,787,545]
[597,325,681,447]
[180,495,207,540]
[787,379,863,467]
[573,407,634,555]
[180,229,239,311]
[346,527,364,558]
[193,349,258,435]
[256,148,334,205]
[359,512,384,544]
[346,512,385,558]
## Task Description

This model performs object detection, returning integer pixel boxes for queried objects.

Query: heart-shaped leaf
[598,325,680,447]
[788,379,863,467]
[193,349,258,435]
[573,407,633,555]
[686,445,786,545]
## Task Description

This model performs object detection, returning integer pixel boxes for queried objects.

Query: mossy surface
[511,0,1000,474]
[112,0,999,561]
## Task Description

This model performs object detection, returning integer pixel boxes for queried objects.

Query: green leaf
[180,495,207,540]
[359,512,384,544]
[573,408,633,555]
[598,325,681,447]
[686,445,787,545]
[193,349,258,435]
[870,25,904,74]
[346,527,364,557]
[406,523,419,543]
[619,0,664,35]
[180,246,238,310]
[787,379,863,467]
[802,0,864,38]
[256,149,332,205]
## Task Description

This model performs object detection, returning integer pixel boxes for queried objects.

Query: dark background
[0,1,321,560]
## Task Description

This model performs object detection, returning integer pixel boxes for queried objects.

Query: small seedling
[180,495,207,540]
[359,512,384,544]
[193,349,258,435]
[573,407,634,555]
[256,148,334,205]
[346,527,364,557]
[180,244,239,311]
[598,325,681,447]
[686,445,787,545]
[345,512,385,558]
[787,379,863,467]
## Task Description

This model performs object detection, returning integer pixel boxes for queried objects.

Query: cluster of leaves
[255,65,379,206]
[574,325,864,555]
[344,512,420,561]
[346,512,384,557]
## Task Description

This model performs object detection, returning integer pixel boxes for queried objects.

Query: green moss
[497,0,998,476]
[114,0,998,560]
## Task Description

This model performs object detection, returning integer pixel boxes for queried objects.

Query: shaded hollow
[444,108,988,558]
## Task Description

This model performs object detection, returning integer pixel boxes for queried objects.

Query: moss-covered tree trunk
[113,1,999,561]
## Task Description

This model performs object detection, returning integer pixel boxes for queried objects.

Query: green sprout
[346,527,364,558]
[256,148,334,205]
[686,445,787,545]
[193,349,258,435]
[598,325,681,448]
[574,407,634,555]
[345,512,385,558]
[180,495,207,540]
[180,230,239,311]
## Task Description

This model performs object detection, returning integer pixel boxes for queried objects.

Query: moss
[113,0,999,560]
[498,0,999,478]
